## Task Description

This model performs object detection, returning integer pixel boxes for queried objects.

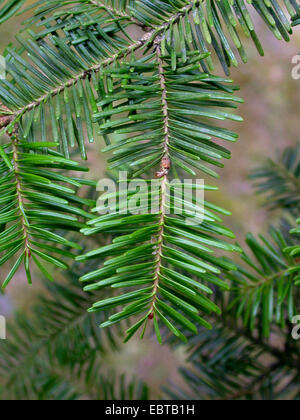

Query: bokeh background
[0,2,299,398]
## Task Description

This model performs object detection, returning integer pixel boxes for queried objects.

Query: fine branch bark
[149,44,171,315]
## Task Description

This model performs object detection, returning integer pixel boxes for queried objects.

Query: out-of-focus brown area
[218,23,300,243]
[0,5,299,399]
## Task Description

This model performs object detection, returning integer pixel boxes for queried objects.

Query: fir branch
[149,44,171,316]
[0,0,299,345]
[89,0,145,27]
[226,228,300,338]
[0,274,145,400]
[77,50,243,342]
[0,0,200,129]
[1,0,296,133]
[252,146,300,215]
[0,139,93,287]
[11,135,30,258]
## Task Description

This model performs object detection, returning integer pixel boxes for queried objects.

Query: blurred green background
[0,3,299,399]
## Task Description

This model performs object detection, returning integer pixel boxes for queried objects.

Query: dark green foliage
[77,50,243,342]
[95,51,243,177]
[0,137,94,288]
[0,0,26,24]
[132,0,299,74]
[163,324,300,400]
[0,0,299,400]
[252,146,300,216]
[226,226,300,337]
[0,0,299,159]
[287,218,300,259]
[0,267,149,400]
[0,0,299,347]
